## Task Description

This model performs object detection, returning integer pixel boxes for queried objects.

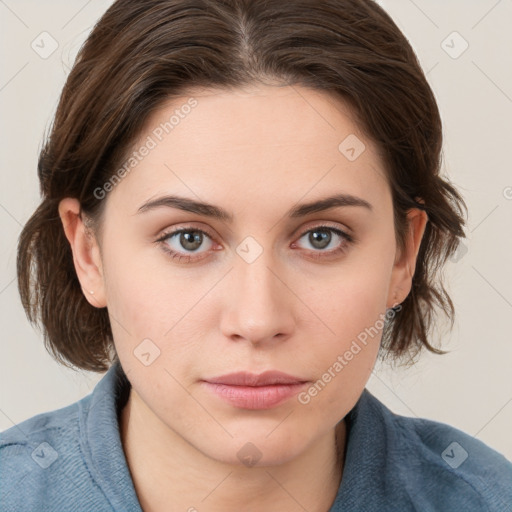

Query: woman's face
[88,84,421,466]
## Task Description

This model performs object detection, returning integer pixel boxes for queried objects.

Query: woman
[2,0,511,510]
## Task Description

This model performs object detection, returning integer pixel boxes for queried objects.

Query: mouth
[201,371,310,410]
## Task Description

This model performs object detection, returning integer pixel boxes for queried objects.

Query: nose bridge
[238,251,279,303]
[234,233,279,292]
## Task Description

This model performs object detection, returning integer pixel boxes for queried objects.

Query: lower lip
[201,382,309,410]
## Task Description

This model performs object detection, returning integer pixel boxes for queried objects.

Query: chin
[196,428,311,468]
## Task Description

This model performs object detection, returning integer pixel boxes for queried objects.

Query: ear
[58,198,107,308]
[386,207,428,309]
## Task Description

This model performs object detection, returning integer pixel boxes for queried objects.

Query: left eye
[294,226,352,252]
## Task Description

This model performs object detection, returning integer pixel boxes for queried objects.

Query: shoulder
[0,398,82,466]
[0,395,109,511]
[366,391,512,511]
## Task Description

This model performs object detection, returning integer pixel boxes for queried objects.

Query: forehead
[147,84,364,150]
[106,84,390,218]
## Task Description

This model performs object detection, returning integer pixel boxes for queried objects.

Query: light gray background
[1,0,511,460]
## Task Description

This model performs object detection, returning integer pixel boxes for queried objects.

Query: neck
[120,388,346,512]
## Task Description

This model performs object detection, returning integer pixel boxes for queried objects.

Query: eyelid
[156,222,217,240]
[295,220,354,239]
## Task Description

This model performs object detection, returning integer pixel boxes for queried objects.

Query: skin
[59,84,428,512]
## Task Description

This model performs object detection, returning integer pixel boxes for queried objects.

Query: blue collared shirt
[1,360,511,511]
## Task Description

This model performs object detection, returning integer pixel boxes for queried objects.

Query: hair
[17,0,467,373]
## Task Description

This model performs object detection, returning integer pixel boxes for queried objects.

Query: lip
[201,371,309,410]
[205,371,307,386]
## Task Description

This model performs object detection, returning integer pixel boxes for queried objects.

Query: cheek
[298,295,385,425]
[313,254,393,341]
[102,238,216,388]
[104,263,165,333]
[101,228,184,327]
[299,252,393,405]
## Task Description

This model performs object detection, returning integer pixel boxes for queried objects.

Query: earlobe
[58,198,107,308]
[387,207,429,309]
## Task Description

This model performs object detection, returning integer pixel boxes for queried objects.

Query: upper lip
[203,371,308,386]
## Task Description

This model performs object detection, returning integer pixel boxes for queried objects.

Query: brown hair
[17,0,467,372]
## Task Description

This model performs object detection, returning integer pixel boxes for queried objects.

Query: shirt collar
[329,388,391,510]
[80,359,142,511]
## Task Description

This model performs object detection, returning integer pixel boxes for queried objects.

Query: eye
[156,224,354,263]
[156,227,215,263]
[292,225,354,259]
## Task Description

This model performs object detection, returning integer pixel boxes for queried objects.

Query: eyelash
[155,224,355,263]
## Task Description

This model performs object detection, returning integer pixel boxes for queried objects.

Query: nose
[219,252,296,347]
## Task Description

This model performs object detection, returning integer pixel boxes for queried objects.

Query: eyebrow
[136,193,373,221]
